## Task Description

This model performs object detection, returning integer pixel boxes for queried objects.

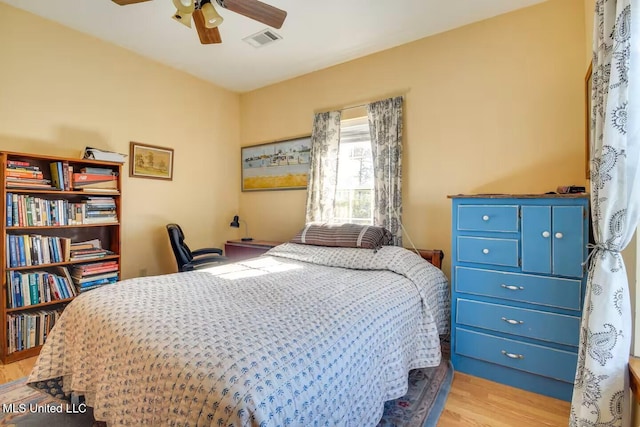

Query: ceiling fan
[111,0,287,44]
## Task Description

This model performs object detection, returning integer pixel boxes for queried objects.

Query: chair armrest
[192,247,224,256]
[182,255,229,271]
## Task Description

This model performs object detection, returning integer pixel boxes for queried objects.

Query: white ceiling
[2,0,546,92]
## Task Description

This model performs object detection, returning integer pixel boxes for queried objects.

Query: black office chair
[166,223,228,272]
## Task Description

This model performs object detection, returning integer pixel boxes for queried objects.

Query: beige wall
[585,0,594,65]
[0,3,241,278]
[240,0,587,275]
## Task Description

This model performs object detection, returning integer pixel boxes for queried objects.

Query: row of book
[6,268,76,308]
[5,159,118,192]
[6,235,114,268]
[6,261,119,309]
[6,194,118,227]
[7,309,63,354]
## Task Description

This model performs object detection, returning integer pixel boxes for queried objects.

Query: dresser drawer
[455,267,582,311]
[457,236,519,267]
[457,205,519,233]
[456,299,580,346]
[455,328,577,383]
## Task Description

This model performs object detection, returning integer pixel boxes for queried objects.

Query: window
[334,117,374,225]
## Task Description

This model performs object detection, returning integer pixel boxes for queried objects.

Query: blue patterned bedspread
[27,244,450,426]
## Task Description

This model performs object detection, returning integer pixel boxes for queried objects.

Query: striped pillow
[290,223,394,249]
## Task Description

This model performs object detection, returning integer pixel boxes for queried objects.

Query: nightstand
[224,240,282,261]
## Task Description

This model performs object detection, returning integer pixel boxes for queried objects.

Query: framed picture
[585,62,593,179]
[241,135,312,191]
[129,142,174,180]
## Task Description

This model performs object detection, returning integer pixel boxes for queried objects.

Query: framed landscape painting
[130,142,174,181]
[241,136,311,191]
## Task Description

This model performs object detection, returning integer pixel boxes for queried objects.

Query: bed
[27,242,450,426]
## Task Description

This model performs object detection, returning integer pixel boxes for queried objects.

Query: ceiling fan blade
[193,9,222,44]
[111,0,152,5]
[217,0,287,29]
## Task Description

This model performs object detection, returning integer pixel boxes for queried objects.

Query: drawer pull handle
[501,284,524,291]
[501,350,524,360]
[501,317,524,325]
[482,215,490,221]
[555,232,564,239]
[482,248,490,254]
[542,231,550,238]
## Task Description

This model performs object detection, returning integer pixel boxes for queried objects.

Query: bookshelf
[1,151,122,363]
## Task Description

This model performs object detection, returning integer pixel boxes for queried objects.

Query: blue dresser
[450,194,589,401]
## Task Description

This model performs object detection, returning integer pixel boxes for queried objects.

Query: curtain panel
[570,1,640,426]
[305,111,342,224]
[367,96,404,246]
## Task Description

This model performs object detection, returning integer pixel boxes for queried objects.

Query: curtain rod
[314,89,410,114]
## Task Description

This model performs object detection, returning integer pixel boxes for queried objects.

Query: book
[82,147,127,163]
[80,167,116,175]
[79,188,120,194]
[73,173,117,183]
[7,165,41,172]
[6,182,54,190]
[73,271,118,283]
[70,239,102,249]
[74,180,118,190]
[49,162,62,190]
[57,162,66,191]
[62,161,71,191]
[7,160,30,167]
[76,277,118,289]
[6,193,12,227]
[6,170,43,179]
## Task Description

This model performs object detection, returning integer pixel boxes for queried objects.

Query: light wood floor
[0,357,570,426]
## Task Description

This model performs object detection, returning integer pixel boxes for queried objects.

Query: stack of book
[6,160,52,190]
[72,167,118,192]
[69,239,113,261]
[83,197,118,224]
[70,261,119,293]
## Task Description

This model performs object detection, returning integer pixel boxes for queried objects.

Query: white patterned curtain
[367,96,404,246]
[305,111,342,223]
[570,1,640,426]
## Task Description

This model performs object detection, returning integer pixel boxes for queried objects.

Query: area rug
[0,356,452,427]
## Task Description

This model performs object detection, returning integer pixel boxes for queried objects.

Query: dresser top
[447,193,589,199]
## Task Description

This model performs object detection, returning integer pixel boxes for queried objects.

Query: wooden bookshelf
[0,151,123,363]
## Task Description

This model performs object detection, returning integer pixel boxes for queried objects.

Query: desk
[224,240,282,261]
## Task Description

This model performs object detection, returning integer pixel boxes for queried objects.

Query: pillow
[290,223,394,249]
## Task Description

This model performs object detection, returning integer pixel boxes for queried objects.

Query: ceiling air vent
[243,28,283,48]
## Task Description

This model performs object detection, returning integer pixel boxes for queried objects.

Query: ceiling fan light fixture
[172,0,194,13]
[201,2,224,28]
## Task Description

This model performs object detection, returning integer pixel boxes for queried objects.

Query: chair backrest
[167,223,193,271]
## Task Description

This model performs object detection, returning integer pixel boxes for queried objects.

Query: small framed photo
[241,135,311,191]
[129,142,174,180]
